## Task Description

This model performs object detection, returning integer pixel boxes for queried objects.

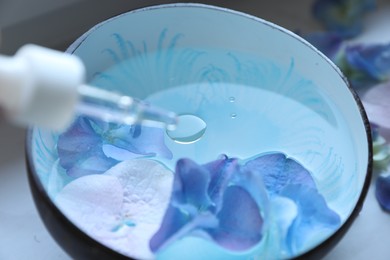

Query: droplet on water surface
[166,114,207,144]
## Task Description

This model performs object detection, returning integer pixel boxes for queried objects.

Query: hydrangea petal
[173,158,213,209]
[375,173,390,211]
[345,44,390,82]
[204,156,238,208]
[207,185,263,251]
[109,124,173,159]
[261,196,298,259]
[55,174,124,229]
[362,82,390,128]
[58,116,173,177]
[150,207,218,253]
[242,153,316,195]
[58,117,102,169]
[56,159,174,259]
[105,159,174,224]
[282,184,341,253]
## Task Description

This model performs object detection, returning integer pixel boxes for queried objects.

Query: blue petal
[58,116,173,177]
[173,158,213,210]
[203,156,238,208]
[58,117,115,177]
[345,44,390,82]
[242,153,316,196]
[376,173,390,211]
[149,204,194,252]
[207,185,263,251]
[281,184,340,253]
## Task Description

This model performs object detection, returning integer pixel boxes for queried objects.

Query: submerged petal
[242,153,316,195]
[207,185,263,251]
[58,116,173,177]
[282,184,340,253]
[173,158,213,210]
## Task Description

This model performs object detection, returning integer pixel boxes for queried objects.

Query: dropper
[0,44,177,131]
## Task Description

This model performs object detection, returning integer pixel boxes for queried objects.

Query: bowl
[25,3,372,260]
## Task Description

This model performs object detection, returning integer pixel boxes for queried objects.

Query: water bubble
[229,97,236,103]
[166,114,207,144]
[231,113,237,119]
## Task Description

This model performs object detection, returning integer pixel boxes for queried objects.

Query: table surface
[1,2,390,260]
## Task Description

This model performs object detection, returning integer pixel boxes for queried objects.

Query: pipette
[0,44,177,131]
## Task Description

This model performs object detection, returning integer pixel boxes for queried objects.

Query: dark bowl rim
[25,3,373,260]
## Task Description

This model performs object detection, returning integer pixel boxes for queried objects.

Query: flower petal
[207,185,263,251]
[204,156,238,208]
[376,173,390,211]
[281,184,341,253]
[345,44,390,82]
[362,82,390,128]
[173,158,213,210]
[242,153,316,195]
[55,174,124,231]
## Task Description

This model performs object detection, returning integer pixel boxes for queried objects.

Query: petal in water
[376,173,390,212]
[207,185,263,251]
[56,159,174,260]
[242,153,316,195]
[58,116,173,177]
[281,184,341,254]
[173,158,213,209]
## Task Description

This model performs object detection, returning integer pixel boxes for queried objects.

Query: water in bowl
[50,48,359,259]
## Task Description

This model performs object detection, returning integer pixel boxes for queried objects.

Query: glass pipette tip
[77,84,178,129]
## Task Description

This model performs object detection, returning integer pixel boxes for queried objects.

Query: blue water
[80,48,358,259]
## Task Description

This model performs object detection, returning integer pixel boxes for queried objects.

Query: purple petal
[207,185,263,251]
[173,159,213,209]
[376,173,390,211]
[304,32,343,59]
[362,82,390,128]
[203,155,238,208]
[149,204,194,252]
[58,117,102,168]
[242,153,316,195]
[150,205,217,253]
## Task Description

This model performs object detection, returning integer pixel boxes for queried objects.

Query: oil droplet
[229,97,235,103]
[166,114,207,144]
[231,113,237,119]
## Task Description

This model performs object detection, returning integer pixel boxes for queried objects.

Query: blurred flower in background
[308,0,390,211]
[312,0,376,38]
